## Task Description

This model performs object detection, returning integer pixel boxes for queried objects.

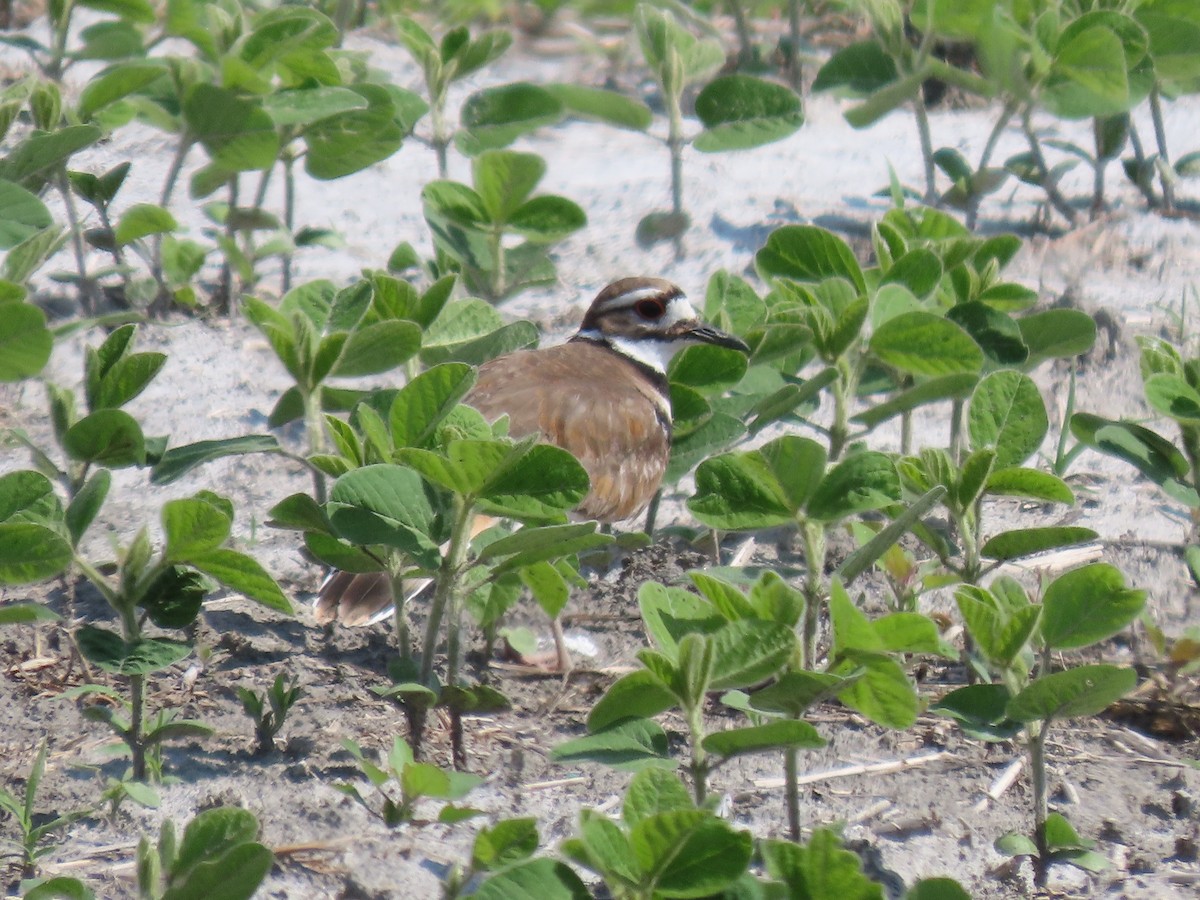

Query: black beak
[685,322,750,354]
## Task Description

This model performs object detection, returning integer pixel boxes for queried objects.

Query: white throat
[604,334,690,375]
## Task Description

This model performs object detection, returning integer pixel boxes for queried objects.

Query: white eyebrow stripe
[597,286,680,310]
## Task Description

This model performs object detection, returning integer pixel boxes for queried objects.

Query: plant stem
[966,101,1016,230]
[56,170,97,315]
[1028,720,1049,887]
[784,744,801,841]
[282,153,296,294]
[1054,365,1076,477]
[302,387,327,503]
[1148,84,1175,213]
[420,498,474,685]
[687,702,708,806]
[488,226,505,301]
[799,520,827,669]
[1020,108,1077,226]
[786,0,803,91]
[431,91,450,179]
[390,569,411,662]
[949,398,964,463]
[666,83,686,260]
[727,0,753,68]
[130,673,146,781]
[828,359,853,461]
[913,92,937,205]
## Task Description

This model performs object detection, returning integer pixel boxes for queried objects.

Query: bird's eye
[635,298,666,319]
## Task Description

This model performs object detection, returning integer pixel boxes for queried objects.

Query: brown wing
[468,342,670,522]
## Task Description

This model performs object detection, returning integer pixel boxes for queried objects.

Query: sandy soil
[2,19,1200,900]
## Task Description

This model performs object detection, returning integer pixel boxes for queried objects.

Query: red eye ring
[635,298,666,319]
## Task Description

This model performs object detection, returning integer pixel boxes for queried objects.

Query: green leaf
[184,85,279,171]
[63,409,145,467]
[0,470,61,524]
[544,83,651,130]
[749,671,848,717]
[702,720,824,759]
[693,75,804,152]
[151,435,282,485]
[637,581,725,658]
[473,817,539,870]
[985,468,1073,504]
[869,311,984,377]
[327,465,438,564]
[587,670,677,734]
[0,126,101,190]
[1043,26,1131,119]
[0,601,61,624]
[1071,413,1196,505]
[520,560,569,619]
[474,150,544,222]
[508,195,587,243]
[708,620,795,690]
[623,768,694,826]
[1018,309,1096,364]
[141,565,207,629]
[479,443,589,514]
[189,549,293,614]
[630,810,752,897]
[482,523,612,574]
[761,830,884,900]
[0,179,53,248]
[114,204,177,245]
[471,859,589,900]
[806,451,900,522]
[968,370,1047,468]
[330,320,421,377]
[930,684,1020,742]
[551,718,674,772]
[0,302,52,380]
[21,877,95,900]
[756,226,865,293]
[834,652,918,729]
[0,523,72,584]
[303,84,405,180]
[813,41,898,95]
[390,362,476,448]
[873,612,943,654]
[980,526,1097,561]
[162,497,232,561]
[90,350,167,410]
[907,877,973,900]
[670,344,749,394]
[1145,373,1200,424]
[946,301,1028,366]
[1041,563,1145,650]
[77,626,191,675]
[260,86,367,127]
[457,83,563,154]
[1007,664,1137,723]
[688,451,794,530]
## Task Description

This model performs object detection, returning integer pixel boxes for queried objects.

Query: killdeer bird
[314,276,749,666]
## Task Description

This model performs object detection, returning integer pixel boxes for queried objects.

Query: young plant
[392,17,514,178]
[421,150,586,302]
[555,571,807,804]
[237,673,302,757]
[562,768,754,898]
[1073,334,1200,552]
[0,740,90,879]
[336,736,482,827]
[442,817,586,899]
[633,3,803,252]
[135,806,272,900]
[0,471,291,782]
[269,361,610,758]
[934,564,1145,886]
[898,370,1098,589]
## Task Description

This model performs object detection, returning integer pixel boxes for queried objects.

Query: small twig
[753,750,952,789]
[973,756,1025,812]
[523,775,589,791]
